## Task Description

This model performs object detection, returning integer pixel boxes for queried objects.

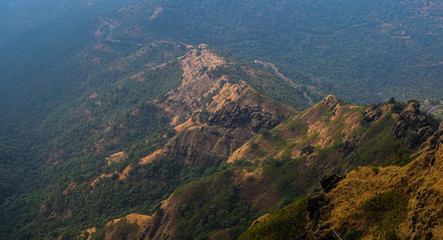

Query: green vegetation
[286,118,308,135]
[263,157,317,200]
[262,130,287,150]
[139,0,442,103]
[391,101,406,114]
[372,166,380,175]
[247,141,267,158]
[0,119,37,204]
[301,145,315,156]
[198,109,211,123]
[0,40,189,237]
[362,190,407,240]
[174,170,260,239]
[238,198,307,240]
[389,149,414,167]
[355,114,404,166]
[3,154,225,239]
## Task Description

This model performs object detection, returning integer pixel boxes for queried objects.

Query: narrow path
[413,61,443,67]
[99,16,118,43]
[255,60,314,105]
[429,105,440,114]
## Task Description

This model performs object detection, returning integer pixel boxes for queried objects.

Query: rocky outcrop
[302,120,443,240]
[405,121,443,239]
[208,91,287,132]
[164,82,293,164]
[139,47,295,165]
[153,45,227,126]
[363,102,391,122]
[322,95,341,113]
[393,100,435,149]
[229,95,364,164]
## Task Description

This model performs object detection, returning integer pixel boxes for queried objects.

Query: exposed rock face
[153,45,227,126]
[406,121,443,239]
[140,47,295,165]
[364,102,391,122]
[164,82,293,164]
[105,151,127,166]
[322,95,341,113]
[393,100,435,148]
[229,95,364,164]
[208,90,287,132]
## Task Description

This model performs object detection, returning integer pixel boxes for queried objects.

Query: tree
[301,145,314,156]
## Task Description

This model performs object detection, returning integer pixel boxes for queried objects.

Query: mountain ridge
[81,97,441,240]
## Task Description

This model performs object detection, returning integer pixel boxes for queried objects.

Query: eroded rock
[393,100,435,149]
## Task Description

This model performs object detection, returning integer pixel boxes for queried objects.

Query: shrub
[359,115,371,128]
[198,109,211,123]
[301,145,314,156]
[372,166,379,175]
[391,102,405,114]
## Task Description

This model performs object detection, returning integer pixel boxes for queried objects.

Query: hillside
[0,43,306,239]
[304,122,442,240]
[81,98,440,240]
[240,104,442,240]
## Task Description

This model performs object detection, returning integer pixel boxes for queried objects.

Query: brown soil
[139,149,166,165]
[105,151,127,166]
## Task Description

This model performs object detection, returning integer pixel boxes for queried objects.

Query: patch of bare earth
[149,7,163,20]
[105,151,127,166]
[152,44,227,127]
[82,214,151,240]
[91,165,131,187]
[139,149,167,165]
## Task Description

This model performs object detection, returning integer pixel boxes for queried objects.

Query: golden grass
[322,132,443,239]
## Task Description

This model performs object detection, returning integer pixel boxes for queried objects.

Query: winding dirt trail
[99,16,118,42]
[255,60,314,105]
